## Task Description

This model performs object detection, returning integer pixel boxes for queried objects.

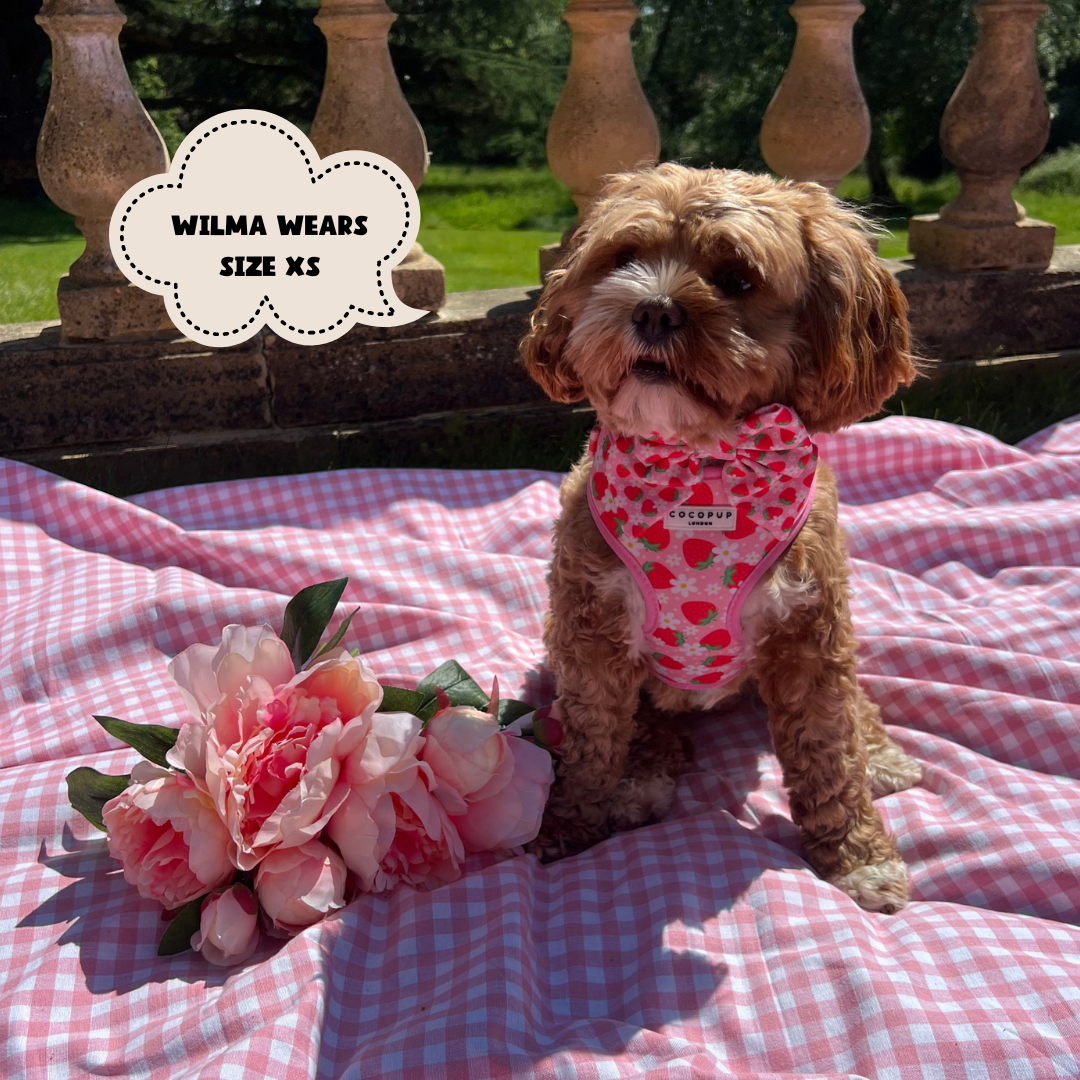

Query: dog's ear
[790,188,918,433]
[521,254,586,404]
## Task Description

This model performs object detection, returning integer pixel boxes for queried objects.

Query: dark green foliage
[0,198,79,240]
[280,577,348,670]
[382,660,534,725]
[380,686,426,715]
[0,0,52,198]
[8,0,1080,184]
[1017,146,1080,195]
[636,0,794,172]
[112,0,569,165]
[497,698,535,728]
[94,716,180,769]
[414,660,490,721]
[310,606,360,664]
[158,895,207,956]
[636,0,1080,196]
[66,768,131,831]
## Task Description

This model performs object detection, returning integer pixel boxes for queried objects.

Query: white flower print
[704,582,722,596]
[601,487,619,511]
[684,643,707,659]
[672,574,698,596]
[658,611,679,629]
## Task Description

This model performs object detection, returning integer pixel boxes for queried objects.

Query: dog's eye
[713,267,755,297]
[613,249,636,270]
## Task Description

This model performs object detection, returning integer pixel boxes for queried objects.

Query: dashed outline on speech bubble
[109,110,427,346]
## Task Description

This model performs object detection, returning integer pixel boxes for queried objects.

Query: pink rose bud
[192,884,260,967]
[421,706,514,815]
[254,839,347,935]
[531,706,564,751]
[421,705,554,854]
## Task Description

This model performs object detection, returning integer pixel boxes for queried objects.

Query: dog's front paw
[867,739,923,797]
[608,772,676,831]
[525,791,613,863]
[829,858,910,914]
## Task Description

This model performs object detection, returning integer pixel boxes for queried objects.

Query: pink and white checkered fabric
[2,414,1080,1080]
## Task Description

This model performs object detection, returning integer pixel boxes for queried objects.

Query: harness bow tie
[592,403,817,541]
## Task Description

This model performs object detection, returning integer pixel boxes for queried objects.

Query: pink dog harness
[586,404,818,690]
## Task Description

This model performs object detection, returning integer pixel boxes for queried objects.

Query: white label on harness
[666,506,736,530]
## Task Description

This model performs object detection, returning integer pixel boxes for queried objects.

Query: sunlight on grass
[836,172,1080,257]
[0,239,83,323]
[6,166,1080,323]
[418,228,561,292]
[420,165,576,232]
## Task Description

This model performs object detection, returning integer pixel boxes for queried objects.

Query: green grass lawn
[5,164,1080,322]
[0,198,83,323]
[836,172,1080,258]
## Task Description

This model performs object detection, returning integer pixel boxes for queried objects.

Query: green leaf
[158,894,208,957]
[497,698,534,728]
[415,660,489,722]
[94,716,179,769]
[380,685,426,716]
[66,767,131,831]
[310,606,360,664]
[280,578,348,670]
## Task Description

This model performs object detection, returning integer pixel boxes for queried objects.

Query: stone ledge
[0,286,545,455]
[2,249,1080,488]
[10,401,595,497]
[885,245,1080,361]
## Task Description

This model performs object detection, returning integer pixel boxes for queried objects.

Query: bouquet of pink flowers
[67,579,558,966]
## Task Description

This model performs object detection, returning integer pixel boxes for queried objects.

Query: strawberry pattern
[586,404,818,691]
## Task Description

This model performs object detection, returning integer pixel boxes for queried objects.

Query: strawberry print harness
[586,403,818,691]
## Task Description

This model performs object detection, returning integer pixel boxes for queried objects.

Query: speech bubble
[108,109,428,346]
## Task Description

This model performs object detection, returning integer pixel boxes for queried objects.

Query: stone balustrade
[759,0,870,193]
[908,0,1054,272]
[28,0,1063,342]
[310,0,445,310]
[34,0,174,342]
[540,0,660,279]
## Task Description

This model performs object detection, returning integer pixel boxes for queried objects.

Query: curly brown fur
[522,164,922,912]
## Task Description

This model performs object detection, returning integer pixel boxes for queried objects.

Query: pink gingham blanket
[2,414,1079,1080]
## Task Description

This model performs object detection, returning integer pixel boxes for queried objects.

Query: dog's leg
[856,684,922,797]
[529,603,649,858]
[748,504,911,913]
[607,693,694,832]
[752,637,910,913]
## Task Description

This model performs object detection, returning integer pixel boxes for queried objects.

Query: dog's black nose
[632,297,684,343]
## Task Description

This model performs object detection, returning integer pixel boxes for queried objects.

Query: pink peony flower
[102,761,235,910]
[325,711,464,893]
[421,706,554,853]
[167,623,383,870]
[192,884,260,967]
[255,838,347,935]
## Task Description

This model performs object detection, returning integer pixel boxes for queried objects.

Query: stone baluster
[908,0,1054,273]
[35,0,173,342]
[540,0,660,280]
[310,0,444,311]
[758,0,870,193]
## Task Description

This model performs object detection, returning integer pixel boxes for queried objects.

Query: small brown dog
[521,163,923,913]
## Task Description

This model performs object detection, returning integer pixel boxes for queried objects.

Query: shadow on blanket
[23,696,793,1014]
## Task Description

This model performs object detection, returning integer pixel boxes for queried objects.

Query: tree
[635,0,1080,205]
[5,0,1080,197]
[117,0,568,165]
[0,0,52,197]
